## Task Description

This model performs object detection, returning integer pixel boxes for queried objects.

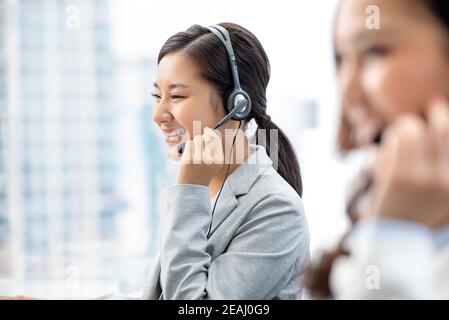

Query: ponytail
[303,234,350,298]
[254,114,303,197]
[303,169,369,298]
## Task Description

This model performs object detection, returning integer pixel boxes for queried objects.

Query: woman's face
[152,52,227,160]
[335,0,449,149]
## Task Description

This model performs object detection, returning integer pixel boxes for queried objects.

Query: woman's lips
[373,130,383,145]
[163,128,187,145]
[354,125,384,146]
[346,106,385,146]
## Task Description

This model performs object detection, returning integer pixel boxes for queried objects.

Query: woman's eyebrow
[352,27,399,43]
[168,83,190,89]
[152,82,190,89]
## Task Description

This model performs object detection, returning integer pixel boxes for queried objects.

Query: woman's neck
[208,128,249,200]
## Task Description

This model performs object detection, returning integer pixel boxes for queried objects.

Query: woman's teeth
[165,129,187,142]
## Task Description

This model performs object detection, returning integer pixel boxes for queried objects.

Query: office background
[0,0,355,298]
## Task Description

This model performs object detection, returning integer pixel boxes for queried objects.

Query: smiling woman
[145,23,310,300]
[305,0,449,299]
[151,52,222,160]
[335,0,449,150]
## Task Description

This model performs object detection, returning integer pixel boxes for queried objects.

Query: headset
[177,24,252,155]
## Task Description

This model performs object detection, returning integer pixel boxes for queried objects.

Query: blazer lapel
[207,145,273,236]
[208,182,238,237]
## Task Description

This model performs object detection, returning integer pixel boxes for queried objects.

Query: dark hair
[425,0,449,29]
[307,0,449,299]
[158,23,303,197]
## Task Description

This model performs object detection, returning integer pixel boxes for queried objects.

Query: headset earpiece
[226,89,251,121]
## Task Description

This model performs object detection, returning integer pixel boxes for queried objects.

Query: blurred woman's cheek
[377,52,449,117]
[362,65,395,118]
[362,60,417,121]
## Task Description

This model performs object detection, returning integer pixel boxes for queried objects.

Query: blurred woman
[306,0,449,299]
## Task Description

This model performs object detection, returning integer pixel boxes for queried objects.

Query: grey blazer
[142,144,310,300]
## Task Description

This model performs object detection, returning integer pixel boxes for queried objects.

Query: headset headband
[207,25,242,89]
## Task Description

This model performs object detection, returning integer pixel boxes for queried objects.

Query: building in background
[0,0,11,275]
[0,0,165,297]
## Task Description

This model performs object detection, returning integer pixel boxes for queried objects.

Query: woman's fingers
[427,98,449,188]
[370,114,425,216]
[395,115,427,168]
[176,127,225,186]
[192,134,203,164]
[373,125,397,180]
[180,128,224,165]
[373,115,426,188]
[369,98,449,228]
[204,128,224,165]
[385,115,428,187]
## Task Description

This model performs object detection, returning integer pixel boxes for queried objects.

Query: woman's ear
[211,90,227,117]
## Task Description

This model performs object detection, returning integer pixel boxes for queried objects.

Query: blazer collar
[208,144,273,236]
[226,144,273,196]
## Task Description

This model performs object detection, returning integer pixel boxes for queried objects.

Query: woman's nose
[340,63,365,113]
[152,100,173,125]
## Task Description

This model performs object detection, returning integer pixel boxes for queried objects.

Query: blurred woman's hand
[367,98,449,229]
[176,127,224,186]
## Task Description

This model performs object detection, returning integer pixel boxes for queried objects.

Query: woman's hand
[176,127,224,186]
[366,98,449,229]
